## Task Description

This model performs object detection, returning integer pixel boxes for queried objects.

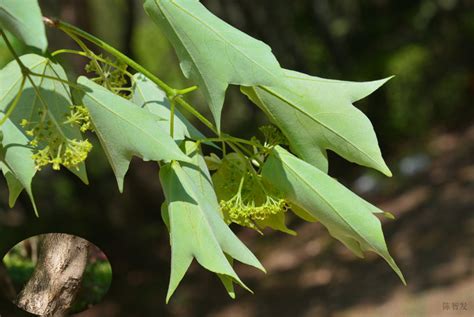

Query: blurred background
[0,0,473,316]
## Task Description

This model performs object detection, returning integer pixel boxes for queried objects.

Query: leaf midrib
[0,59,44,105]
[85,87,177,156]
[278,152,383,255]
[156,0,214,103]
[258,86,385,172]
[160,0,278,80]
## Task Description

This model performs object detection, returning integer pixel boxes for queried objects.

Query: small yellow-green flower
[64,105,94,132]
[21,110,93,171]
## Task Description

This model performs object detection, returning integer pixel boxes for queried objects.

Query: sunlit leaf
[159,141,264,301]
[212,152,295,234]
[131,73,204,142]
[242,70,392,176]
[262,146,405,284]
[143,0,283,130]
[0,54,88,213]
[79,76,190,192]
[0,161,23,207]
[0,0,47,51]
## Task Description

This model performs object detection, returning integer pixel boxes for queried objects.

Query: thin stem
[170,99,176,138]
[0,76,26,125]
[0,29,27,71]
[52,49,135,78]
[62,29,106,79]
[51,48,87,57]
[28,70,67,139]
[223,134,265,149]
[55,20,174,95]
[176,86,198,95]
[232,141,254,157]
[174,97,217,134]
[47,18,218,135]
[29,71,83,90]
[226,141,267,193]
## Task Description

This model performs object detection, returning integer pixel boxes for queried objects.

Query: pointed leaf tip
[262,146,405,284]
[143,0,283,130]
[242,70,392,176]
[160,142,263,301]
[79,77,190,192]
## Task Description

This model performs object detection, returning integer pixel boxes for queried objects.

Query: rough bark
[15,234,90,317]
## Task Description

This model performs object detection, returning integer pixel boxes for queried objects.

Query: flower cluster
[217,165,288,231]
[64,105,93,132]
[85,55,130,97]
[21,113,92,171]
[31,138,92,171]
[220,191,288,230]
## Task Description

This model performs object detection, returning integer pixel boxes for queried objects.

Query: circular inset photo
[1,233,112,316]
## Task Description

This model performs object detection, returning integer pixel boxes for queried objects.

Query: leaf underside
[262,146,405,284]
[159,141,264,302]
[131,73,205,143]
[143,0,283,130]
[79,76,190,192]
[0,0,47,51]
[0,54,88,213]
[242,70,392,176]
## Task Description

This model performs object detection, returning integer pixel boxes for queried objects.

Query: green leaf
[262,146,405,284]
[242,70,392,176]
[143,0,283,130]
[0,113,36,212]
[211,152,294,234]
[131,73,204,142]
[78,77,190,192]
[211,152,247,202]
[159,141,264,302]
[254,212,296,236]
[290,203,318,223]
[0,0,47,52]
[0,161,23,207]
[0,54,88,213]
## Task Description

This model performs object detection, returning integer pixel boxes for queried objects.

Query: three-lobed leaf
[159,141,264,301]
[242,70,392,176]
[262,146,405,284]
[143,0,284,130]
[0,0,47,52]
[79,77,190,192]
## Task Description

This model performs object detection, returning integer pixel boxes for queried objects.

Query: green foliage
[70,260,112,314]
[159,141,264,302]
[3,251,36,288]
[143,0,283,130]
[0,0,406,302]
[79,76,190,191]
[262,146,405,284]
[0,0,47,51]
[131,73,204,143]
[0,54,89,214]
[242,70,392,176]
[212,152,294,235]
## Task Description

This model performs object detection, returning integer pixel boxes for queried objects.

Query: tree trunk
[15,234,89,317]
